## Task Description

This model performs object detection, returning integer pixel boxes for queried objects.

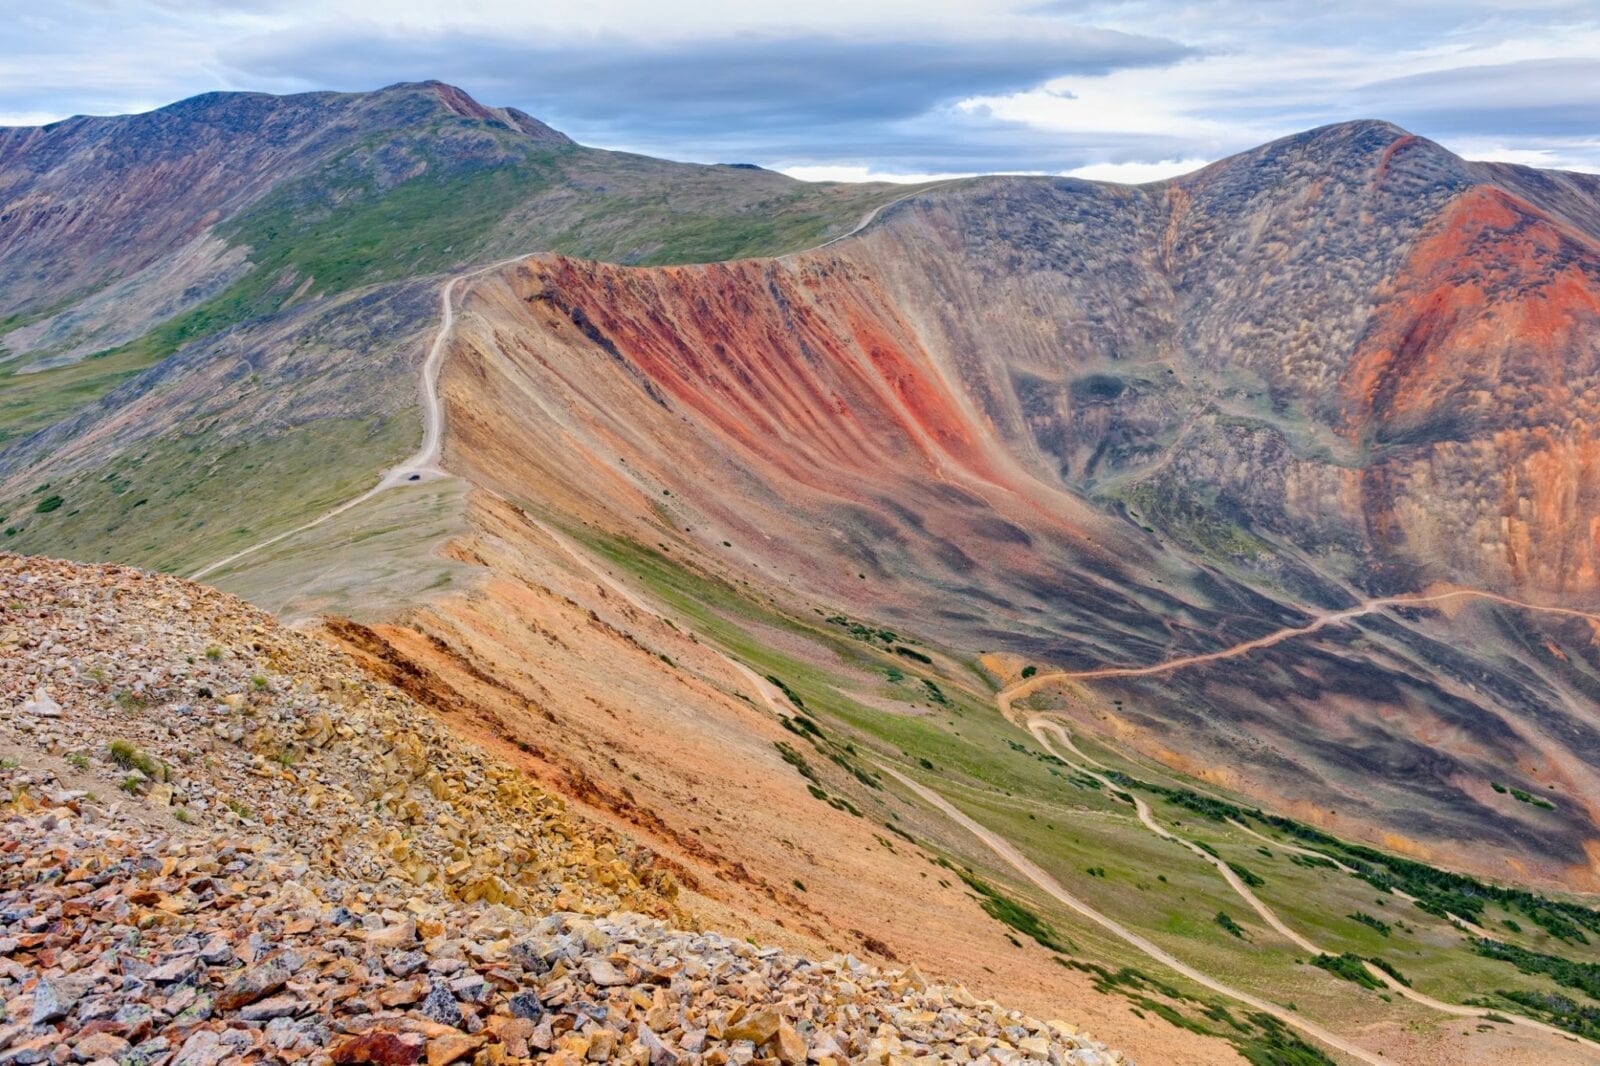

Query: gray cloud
[6,2,1600,176]
[670,112,1200,173]
[1346,58,1600,139]
[217,25,1193,157]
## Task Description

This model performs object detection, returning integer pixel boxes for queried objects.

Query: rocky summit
[0,553,1123,1066]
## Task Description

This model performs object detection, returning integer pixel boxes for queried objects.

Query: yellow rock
[555,1033,592,1058]
[427,1034,484,1066]
[724,1009,780,1044]
[774,1020,806,1065]
[1019,1035,1052,1058]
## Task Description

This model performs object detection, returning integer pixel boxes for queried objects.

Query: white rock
[23,688,62,718]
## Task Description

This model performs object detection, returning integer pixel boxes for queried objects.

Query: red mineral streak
[1343,185,1600,593]
[512,256,1002,492]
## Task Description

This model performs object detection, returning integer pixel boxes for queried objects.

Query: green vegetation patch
[0,344,178,446]
[1507,786,1556,810]
[1117,480,1268,560]
[957,869,1070,953]
[0,415,415,575]
[107,740,167,782]
[1061,960,1334,1065]
[1486,989,1600,1040]
[1310,953,1383,991]
[1476,939,1600,1001]
[1108,769,1600,943]
[1347,911,1390,936]
[1214,911,1248,940]
[1226,861,1265,888]
[773,741,819,785]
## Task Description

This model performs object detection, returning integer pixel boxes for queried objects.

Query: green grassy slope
[570,521,1600,1056]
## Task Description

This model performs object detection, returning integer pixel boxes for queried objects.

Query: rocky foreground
[0,554,1125,1065]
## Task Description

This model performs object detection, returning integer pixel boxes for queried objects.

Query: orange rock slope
[1344,184,1600,594]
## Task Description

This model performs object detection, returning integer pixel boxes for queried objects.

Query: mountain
[6,84,1600,1064]
[413,118,1600,880]
[0,81,567,326]
[0,81,912,576]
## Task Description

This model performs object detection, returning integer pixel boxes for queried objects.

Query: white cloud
[1064,158,1209,183]
[1450,139,1600,174]
[6,1,1600,173]
[778,164,986,184]
[0,110,69,127]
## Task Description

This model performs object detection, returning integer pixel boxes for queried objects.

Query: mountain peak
[1253,118,1444,164]
[371,79,572,144]
[1170,116,1467,197]
[1305,117,1414,139]
[375,79,491,119]
[1,80,572,148]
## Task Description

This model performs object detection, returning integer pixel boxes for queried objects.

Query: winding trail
[188,255,526,581]
[804,180,959,254]
[1221,817,1493,939]
[1001,589,1600,700]
[1020,718,1597,1056]
[189,183,953,583]
[1031,720,1320,953]
[880,764,1389,1065]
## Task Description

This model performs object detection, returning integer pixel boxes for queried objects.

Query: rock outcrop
[0,553,1124,1065]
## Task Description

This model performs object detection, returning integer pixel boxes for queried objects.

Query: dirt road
[188,257,523,581]
[881,764,1389,1065]
[1001,589,1600,701]
[1023,719,1599,1056]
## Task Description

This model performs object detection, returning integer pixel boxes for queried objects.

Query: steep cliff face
[434,122,1600,887]
[452,254,1130,587]
[445,250,1300,672]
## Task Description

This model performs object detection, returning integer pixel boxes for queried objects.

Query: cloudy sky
[6,1,1600,182]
